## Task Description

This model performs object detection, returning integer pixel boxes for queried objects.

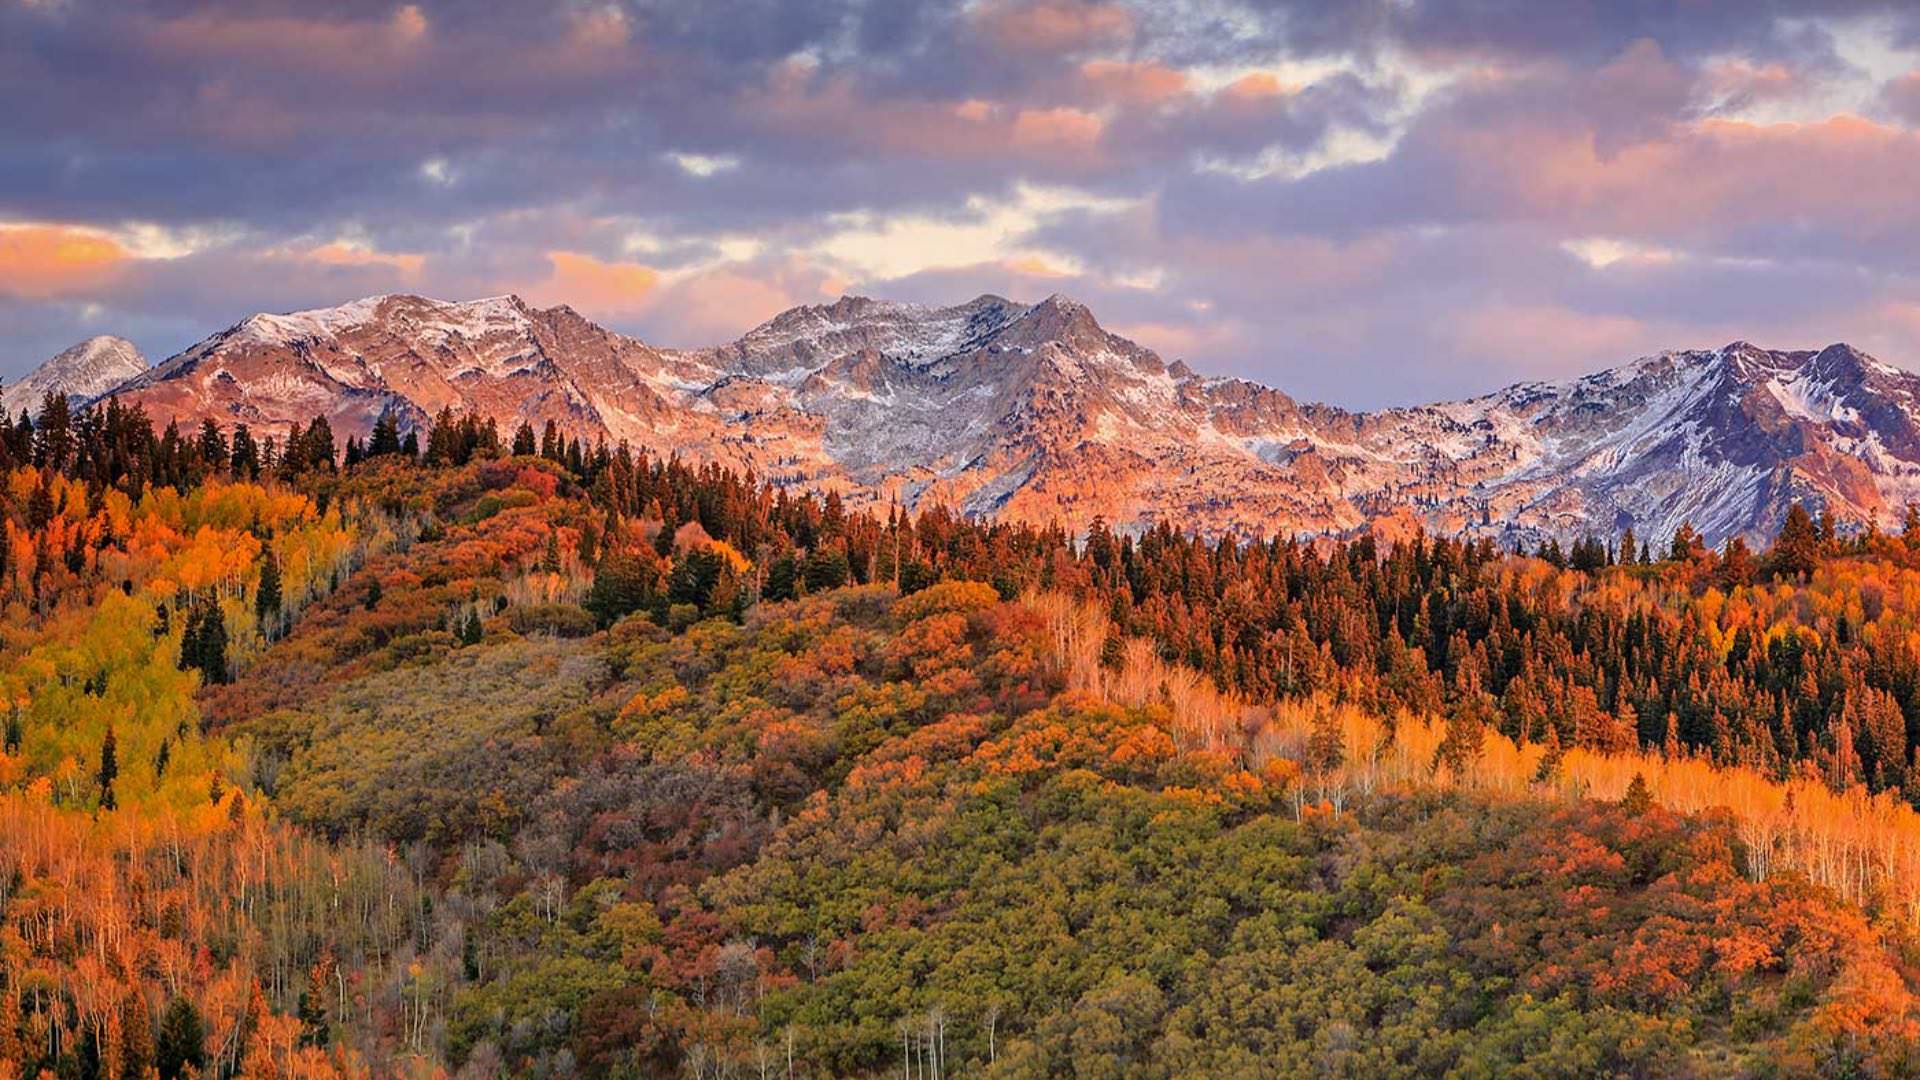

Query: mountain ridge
[64,291,1920,546]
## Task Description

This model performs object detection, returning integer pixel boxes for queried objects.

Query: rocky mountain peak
[3,335,150,415]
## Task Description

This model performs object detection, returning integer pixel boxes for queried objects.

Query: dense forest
[6,392,1920,1077]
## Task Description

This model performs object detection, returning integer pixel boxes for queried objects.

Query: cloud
[1077,59,1188,106]
[0,223,128,299]
[9,0,1920,405]
[1884,70,1920,122]
[529,251,661,317]
[973,0,1134,52]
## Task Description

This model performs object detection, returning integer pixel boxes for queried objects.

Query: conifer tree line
[13,389,1920,801]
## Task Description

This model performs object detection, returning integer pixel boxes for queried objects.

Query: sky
[4,1,1920,408]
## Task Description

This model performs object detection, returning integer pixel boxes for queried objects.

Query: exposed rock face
[96,292,1920,546]
[3,336,148,416]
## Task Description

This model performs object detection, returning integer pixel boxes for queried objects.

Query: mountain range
[10,292,1920,547]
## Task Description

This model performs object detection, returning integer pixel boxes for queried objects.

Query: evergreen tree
[230,423,259,478]
[34,391,74,470]
[513,421,537,456]
[155,997,207,1080]
[369,412,403,457]
[1621,772,1654,815]
[763,553,800,602]
[803,544,851,592]
[307,414,338,471]
[256,550,282,624]
[195,418,228,472]
[586,552,658,626]
[1771,503,1821,580]
[26,470,55,529]
[4,705,20,754]
[667,548,727,611]
[180,601,229,685]
[97,724,118,810]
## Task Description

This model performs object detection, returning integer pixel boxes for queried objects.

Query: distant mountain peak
[3,335,149,415]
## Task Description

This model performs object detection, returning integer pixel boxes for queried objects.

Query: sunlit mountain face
[49,289,1920,548]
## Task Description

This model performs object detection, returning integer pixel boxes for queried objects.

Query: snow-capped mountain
[2,336,148,416]
[94,292,1920,545]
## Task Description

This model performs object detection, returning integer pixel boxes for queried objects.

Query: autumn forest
[8,394,1920,1079]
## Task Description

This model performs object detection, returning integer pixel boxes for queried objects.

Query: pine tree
[97,724,118,810]
[364,576,383,611]
[369,412,403,457]
[764,553,800,602]
[230,423,260,478]
[803,544,851,592]
[177,604,200,672]
[155,997,206,1080]
[181,601,229,685]
[1621,772,1654,815]
[3,706,20,755]
[513,421,537,456]
[305,414,338,472]
[256,550,282,624]
[1771,503,1820,580]
[34,391,73,470]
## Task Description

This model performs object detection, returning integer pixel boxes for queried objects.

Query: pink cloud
[1418,105,1920,247]
[1078,60,1189,107]
[0,224,129,300]
[138,6,430,78]
[525,251,661,317]
[746,69,1106,166]
[1217,73,1295,108]
[1699,57,1807,114]
[973,0,1134,52]
[1010,107,1106,152]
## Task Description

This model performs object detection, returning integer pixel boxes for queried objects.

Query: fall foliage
[8,397,1920,1076]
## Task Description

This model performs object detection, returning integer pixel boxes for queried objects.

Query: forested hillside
[6,394,1920,1078]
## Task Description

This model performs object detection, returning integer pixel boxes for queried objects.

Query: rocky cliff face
[95,292,1920,546]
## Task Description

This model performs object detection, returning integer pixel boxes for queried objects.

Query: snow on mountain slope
[93,292,1920,546]
[2,336,148,416]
